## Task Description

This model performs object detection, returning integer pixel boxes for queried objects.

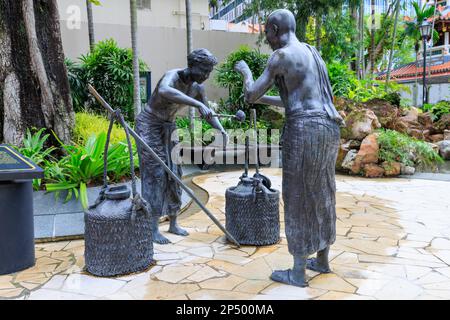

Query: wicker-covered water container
[84,186,154,277]
[225,176,280,246]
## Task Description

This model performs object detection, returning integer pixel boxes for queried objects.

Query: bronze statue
[136,48,226,244]
[235,9,343,287]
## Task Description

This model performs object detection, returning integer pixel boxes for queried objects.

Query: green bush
[423,100,450,121]
[46,132,138,209]
[215,46,277,117]
[67,39,148,121]
[377,129,443,168]
[73,112,130,146]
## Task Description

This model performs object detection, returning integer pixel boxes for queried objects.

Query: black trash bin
[0,145,43,275]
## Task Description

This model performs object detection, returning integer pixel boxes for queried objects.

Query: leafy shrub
[215,46,277,117]
[46,133,137,209]
[423,100,450,121]
[73,112,130,146]
[377,129,443,168]
[67,39,148,121]
[16,128,57,190]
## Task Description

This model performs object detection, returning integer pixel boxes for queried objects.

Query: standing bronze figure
[235,9,343,287]
[136,48,226,244]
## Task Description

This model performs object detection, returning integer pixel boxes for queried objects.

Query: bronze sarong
[282,110,340,256]
[135,110,182,217]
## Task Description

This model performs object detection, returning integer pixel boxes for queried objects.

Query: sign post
[0,145,44,275]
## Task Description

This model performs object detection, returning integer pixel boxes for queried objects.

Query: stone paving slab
[2,169,450,300]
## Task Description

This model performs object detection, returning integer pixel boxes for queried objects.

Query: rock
[434,114,450,132]
[363,164,385,178]
[437,140,450,160]
[401,164,415,175]
[338,110,347,119]
[351,134,380,174]
[382,161,401,176]
[336,142,350,171]
[430,134,444,143]
[407,128,425,140]
[418,112,434,129]
[341,109,381,140]
[444,130,450,141]
[348,140,361,149]
[399,107,419,123]
[341,150,358,171]
[364,99,400,129]
[429,143,440,154]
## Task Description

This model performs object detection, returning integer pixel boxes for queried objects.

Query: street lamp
[419,20,433,106]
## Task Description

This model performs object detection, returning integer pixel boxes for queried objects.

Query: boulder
[336,142,350,171]
[401,164,415,175]
[382,161,401,176]
[341,109,381,140]
[399,107,419,124]
[429,142,440,154]
[430,134,444,143]
[418,112,434,129]
[407,128,425,140]
[363,164,385,178]
[364,99,400,129]
[434,114,450,132]
[444,130,450,141]
[351,133,380,174]
[348,140,362,149]
[341,150,358,171]
[437,140,450,160]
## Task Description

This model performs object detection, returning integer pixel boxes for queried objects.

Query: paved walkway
[1,169,450,300]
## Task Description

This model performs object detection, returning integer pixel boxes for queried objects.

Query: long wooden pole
[88,85,240,247]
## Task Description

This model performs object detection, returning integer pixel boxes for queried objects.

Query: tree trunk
[86,0,95,51]
[359,0,365,79]
[185,0,195,135]
[370,0,375,77]
[386,0,401,86]
[130,0,141,117]
[0,0,74,146]
[315,14,322,51]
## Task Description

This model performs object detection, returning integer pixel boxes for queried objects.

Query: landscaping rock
[401,164,415,175]
[363,164,385,178]
[365,99,400,129]
[382,161,401,176]
[341,109,381,140]
[341,149,358,171]
[348,140,362,149]
[418,112,434,129]
[351,134,380,174]
[444,130,450,141]
[437,140,450,160]
[399,107,419,124]
[429,142,440,154]
[434,114,450,132]
[336,142,350,171]
[407,128,425,140]
[430,134,444,143]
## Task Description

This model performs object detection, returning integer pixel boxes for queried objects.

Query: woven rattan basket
[84,111,153,277]
[225,177,280,246]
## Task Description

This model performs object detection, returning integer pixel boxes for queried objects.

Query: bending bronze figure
[135,48,227,244]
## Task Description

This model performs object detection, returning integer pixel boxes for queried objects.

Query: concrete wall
[58,0,211,30]
[400,82,450,105]
[60,21,271,102]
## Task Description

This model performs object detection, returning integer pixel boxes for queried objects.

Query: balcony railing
[417,44,450,65]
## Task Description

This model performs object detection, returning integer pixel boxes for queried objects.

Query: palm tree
[185,0,195,135]
[404,1,439,106]
[86,0,96,51]
[130,0,141,116]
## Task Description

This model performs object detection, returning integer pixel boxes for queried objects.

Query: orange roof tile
[377,60,450,81]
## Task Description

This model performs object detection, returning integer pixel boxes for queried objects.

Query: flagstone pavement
[1,168,450,300]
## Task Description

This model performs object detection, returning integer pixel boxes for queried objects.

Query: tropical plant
[73,112,130,145]
[423,100,450,121]
[377,129,443,168]
[79,39,148,121]
[45,133,137,209]
[65,58,88,112]
[16,128,57,190]
[215,46,277,117]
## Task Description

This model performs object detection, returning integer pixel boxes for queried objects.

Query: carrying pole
[88,85,240,247]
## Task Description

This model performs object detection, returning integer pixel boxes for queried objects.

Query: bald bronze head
[265,9,297,50]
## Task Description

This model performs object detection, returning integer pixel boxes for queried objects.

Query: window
[137,0,151,10]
